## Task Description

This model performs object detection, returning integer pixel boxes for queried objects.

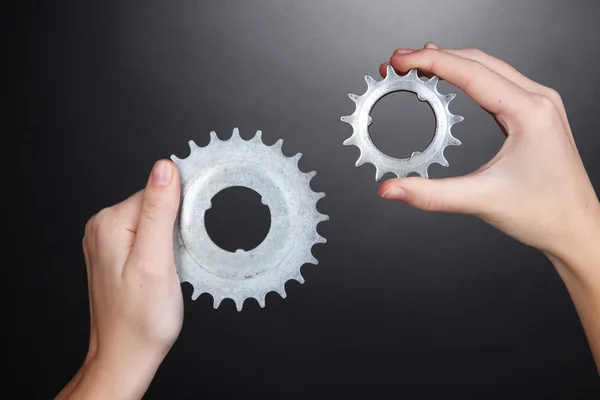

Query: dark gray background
[17,0,600,398]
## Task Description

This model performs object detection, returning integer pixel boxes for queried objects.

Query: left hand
[56,159,183,400]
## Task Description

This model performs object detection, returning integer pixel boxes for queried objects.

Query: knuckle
[91,207,116,236]
[419,185,444,212]
[141,197,169,222]
[530,93,556,114]
[519,93,560,126]
[543,87,563,106]
[95,207,114,225]
[464,48,484,59]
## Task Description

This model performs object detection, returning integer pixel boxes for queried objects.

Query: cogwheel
[341,66,464,180]
[171,128,328,311]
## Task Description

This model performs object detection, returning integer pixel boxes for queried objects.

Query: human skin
[55,160,183,399]
[56,44,600,399]
[378,42,600,374]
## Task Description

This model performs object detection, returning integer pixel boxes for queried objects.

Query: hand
[378,43,600,372]
[56,160,183,399]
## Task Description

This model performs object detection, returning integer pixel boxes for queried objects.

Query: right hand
[378,43,600,270]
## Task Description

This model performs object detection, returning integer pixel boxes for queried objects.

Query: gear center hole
[205,186,271,253]
[368,91,436,158]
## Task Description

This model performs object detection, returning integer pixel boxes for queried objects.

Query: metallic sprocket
[171,128,328,311]
[341,66,464,180]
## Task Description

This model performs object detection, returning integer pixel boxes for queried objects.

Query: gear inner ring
[179,161,291,281]
[361,79,448,165]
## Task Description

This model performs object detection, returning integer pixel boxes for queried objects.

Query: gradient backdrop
[18,0,600,398]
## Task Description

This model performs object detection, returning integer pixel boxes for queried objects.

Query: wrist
[545,209,600,287]
[57,348,165,400]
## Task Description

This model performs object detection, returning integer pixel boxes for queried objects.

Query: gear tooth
[229,295,245,311]
[272,139,283,152]
[451,114,464,125]
[277,286,287,299]
[305,171,317,184]
[235,299,244,312]
[231,127,241,140]
[444,93,457,104]
[319,213,329,222]
[343,135,356,146]
[291,152,302,164]
[294,271,305,284]
[386,63,397,77]
[188,140,198,151]
[354,153,365,167]
[364,74,377,88]
[406,68,418,79]
[340,115,354,124]
[368,116,373,126]
[448,135,462,146]
[308,255,319,265]
[212,295,223,309]
[257,295,266,308]
[438,156,449,167]
[209,130,219,142]
[375,168,384,181]
[418,166,430,178]
[170,155,182,165]
[427,75,439,88]
[316,233,327,243]
[348,93,358,102]
[191,287,201,300]
[252,129,263,142]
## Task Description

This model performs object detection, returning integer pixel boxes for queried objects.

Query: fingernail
[394,48,415,55]
[382,187,407,201]
[424,42,439,49]
[151,160,172,186]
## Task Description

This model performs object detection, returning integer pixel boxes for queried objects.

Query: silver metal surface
[341,66,464,180]
[171,128,328,311]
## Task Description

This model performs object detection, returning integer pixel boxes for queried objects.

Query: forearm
[55,351,163,400]
[547,219,600,374]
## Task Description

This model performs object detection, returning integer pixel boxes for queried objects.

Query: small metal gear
[341,66,464,180]
[171,128,328,311]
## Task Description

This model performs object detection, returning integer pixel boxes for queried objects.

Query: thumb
[130,160,181,270]
[378,175,489,215]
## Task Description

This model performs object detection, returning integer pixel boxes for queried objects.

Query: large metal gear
[341,66,464,180]
[171,128,328,311]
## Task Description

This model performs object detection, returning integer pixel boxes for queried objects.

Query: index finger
[390,49,533,118]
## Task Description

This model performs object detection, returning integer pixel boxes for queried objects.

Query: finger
[378,175,497,216]
[381,47,434,79]
[380,48,415,78]
[423,43,571,132]
[379,61,391,78]
[129,160,181,273]
[390,49,533,118]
